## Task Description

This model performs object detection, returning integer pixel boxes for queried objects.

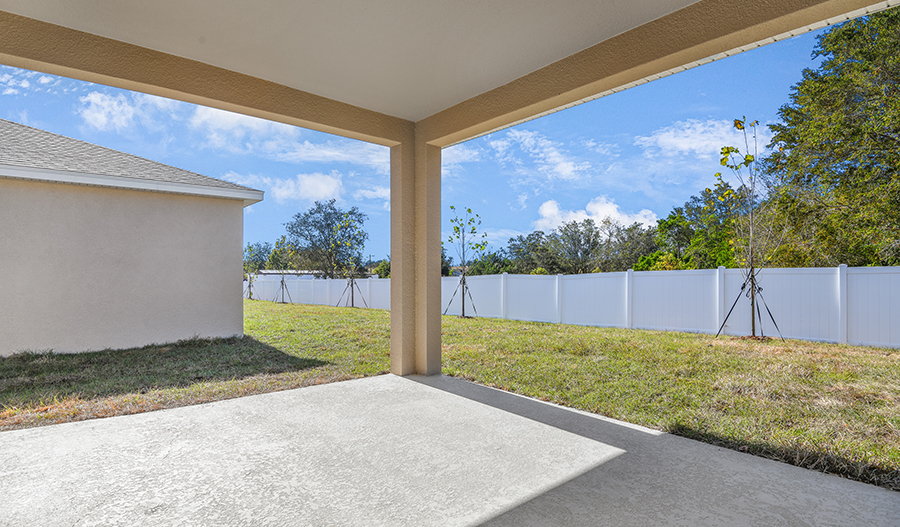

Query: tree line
[245,11,900,278]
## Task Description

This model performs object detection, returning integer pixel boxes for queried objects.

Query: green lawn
[1,299,897,490]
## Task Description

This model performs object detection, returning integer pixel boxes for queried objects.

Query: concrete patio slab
[1,374,897,526]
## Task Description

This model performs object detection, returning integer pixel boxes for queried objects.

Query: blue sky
[0,28,826,262]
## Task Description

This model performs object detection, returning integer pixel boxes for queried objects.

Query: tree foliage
[284,199,368,279]
[765,10,900,266]
[507,231,561,274]
[243,241,272,275]
[265,235,302,271]
[653,179,742,270]
[468,250,514,275]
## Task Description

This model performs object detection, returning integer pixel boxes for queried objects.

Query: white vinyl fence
[245,265,900,348]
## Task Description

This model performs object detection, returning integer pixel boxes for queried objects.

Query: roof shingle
[0,118,257,192]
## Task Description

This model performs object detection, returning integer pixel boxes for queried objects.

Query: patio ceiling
[0,0,701,122]
[0,0,888,146]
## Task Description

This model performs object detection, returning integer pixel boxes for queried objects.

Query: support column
[389,130,442,376]
[415,140,442,375]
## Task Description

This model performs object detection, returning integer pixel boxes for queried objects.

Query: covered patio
[1,1,898,523]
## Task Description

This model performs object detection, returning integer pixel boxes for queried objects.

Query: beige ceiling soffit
[419,0,885,148]
[0,10,412,147]
[0,165,265,206]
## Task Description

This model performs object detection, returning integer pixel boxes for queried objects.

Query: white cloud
[442,144,481,177]
[18,79,30,89]
[534,196,657,232]
[271,172,343,202]
[3,88,18,96]
[354,185,391,210]
[490,129,589,181]
[134,92,180,113]
[190,105,390,173]
[484,228,527,247]
[634,119,771,159]
[38,75,54,85]
[78,92,136,131]
[516,194,528,210]
[354,186,390,200]
[583,139,620,157]
[274,140,389,174]
[0,73,11,83]
[221,172,272,189]
[222,170,344,203]
[189,106,297,152]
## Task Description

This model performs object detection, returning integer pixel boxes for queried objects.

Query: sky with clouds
[0,27,825,261]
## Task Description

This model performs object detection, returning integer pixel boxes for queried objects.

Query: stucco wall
[0,178,244,356]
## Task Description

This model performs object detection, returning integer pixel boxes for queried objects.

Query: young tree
[265,235,298,270]
[331,212,369,307]
[718,118,787,338]
[765,10,900,266]
[284,199,368,279]
[444,206,488,316]
[243,241,272,299]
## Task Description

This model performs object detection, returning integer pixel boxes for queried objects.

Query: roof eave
[0,164,264,206]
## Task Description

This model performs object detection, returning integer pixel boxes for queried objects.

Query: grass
[1,299,897,491]
[0,302,390,431]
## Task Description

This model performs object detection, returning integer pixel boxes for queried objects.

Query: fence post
[327,278,332,306]
[838,264,848,344]
[501,272,508,320]
[717,266,726,334]
[556,274,563,324]
[626,269,634,329]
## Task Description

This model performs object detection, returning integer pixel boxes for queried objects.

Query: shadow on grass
[0,336,329,409]
[667,422,900,492]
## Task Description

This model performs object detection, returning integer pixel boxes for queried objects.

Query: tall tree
[507,231,561,274]
[548,219,603,274]
[765,9,900,266]
[595,221,659,272]
[284,199,368,279]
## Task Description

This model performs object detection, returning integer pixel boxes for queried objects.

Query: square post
[389,132,442,376]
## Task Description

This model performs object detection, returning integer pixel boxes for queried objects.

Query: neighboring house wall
[0,178,244,356]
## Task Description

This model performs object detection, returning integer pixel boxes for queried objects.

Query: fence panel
[633,269,717,333]
[368,278,391,310]
[848,267,900,347]
[560,273,626,328]
[441,275,502,317]
[760,268,836,342]
[506,275,557,323]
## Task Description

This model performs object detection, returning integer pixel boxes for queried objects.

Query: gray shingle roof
[0,118,257,192]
